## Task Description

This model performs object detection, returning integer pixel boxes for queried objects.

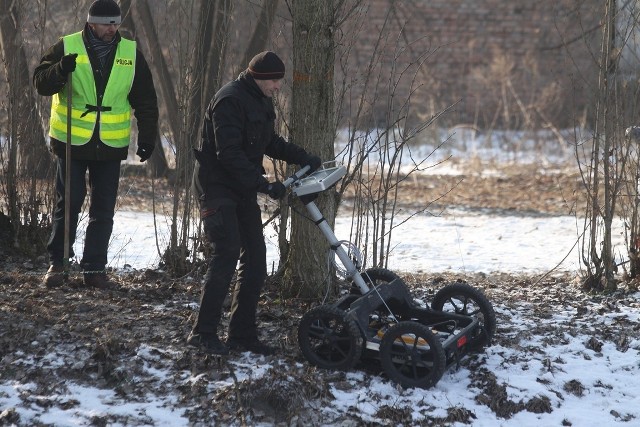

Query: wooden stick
[63,72,72,276]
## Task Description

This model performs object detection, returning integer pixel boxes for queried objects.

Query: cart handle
[283,165,310,188]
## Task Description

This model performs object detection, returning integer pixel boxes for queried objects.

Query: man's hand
[303,155,322,174]
[264,181,286,200]
[136,143,154,162]
[60,53,78,75]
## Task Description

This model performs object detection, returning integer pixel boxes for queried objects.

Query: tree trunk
[600,0,615,290]
[583,0,620,291]
[203,0,232,102]
[0,0,49,179]
[235,0,279,76]
[283,0,337,299]
[123,0,170,178]
[0,0,50,243]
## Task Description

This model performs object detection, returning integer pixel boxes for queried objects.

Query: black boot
[43,264,65,288]
[83,271,117,289]
[187,331,229,355]
[226,337,275,356]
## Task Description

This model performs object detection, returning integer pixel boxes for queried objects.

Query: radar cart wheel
[431,283,496,349]
[298,305,364,370]
[379,321,446,389]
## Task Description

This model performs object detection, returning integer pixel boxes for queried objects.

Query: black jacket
[33,25,159,161]
[194,72,309,202]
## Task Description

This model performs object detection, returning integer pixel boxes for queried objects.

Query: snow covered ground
[1,130,639,426]
[102,208,627,277]
[100,126,621,276]
[1,253,638,426]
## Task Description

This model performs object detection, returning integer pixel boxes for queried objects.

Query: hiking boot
[187,332,229,356]
[83,272,117,290]
[43,265,65,288]
[226,337,275,356]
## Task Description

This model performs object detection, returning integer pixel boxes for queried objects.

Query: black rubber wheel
[359,268,401,290]
[379,321,446,389]
[337,268,402,311]
[343,268,401,298]
[431,283,496,348]
[297,305,364,370]
[361,268,401,286]
[338,267,405,322]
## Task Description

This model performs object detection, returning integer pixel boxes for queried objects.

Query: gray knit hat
[87,0,121,25]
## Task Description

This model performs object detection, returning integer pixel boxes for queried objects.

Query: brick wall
[264,0,602,130]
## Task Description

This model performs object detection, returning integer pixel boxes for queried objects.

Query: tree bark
[235,0,279,76]
[122,0,170,178]
[284,0,337,298]
[0,0,50,232]
[583,0,620,291]
[203,0,232,102]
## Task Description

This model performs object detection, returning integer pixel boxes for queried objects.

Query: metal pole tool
[63,72,72,279]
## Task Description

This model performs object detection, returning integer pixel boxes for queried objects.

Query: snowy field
[100,126,618,276]
[101,208,625,277]
[1,129,639,426]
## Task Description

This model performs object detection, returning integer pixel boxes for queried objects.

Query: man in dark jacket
[33,0,159,289]
[190,51,321,356]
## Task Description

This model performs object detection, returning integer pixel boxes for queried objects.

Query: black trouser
[194,197,267,340]
[46,157,121,272]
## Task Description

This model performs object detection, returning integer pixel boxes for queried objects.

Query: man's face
[255,79,283,98]
[88,23,119,42]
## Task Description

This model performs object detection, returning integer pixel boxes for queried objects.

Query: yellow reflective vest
[49,31,136,147]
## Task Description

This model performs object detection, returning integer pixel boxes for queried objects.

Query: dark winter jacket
[33,25,159,161]
[194,71,309,203]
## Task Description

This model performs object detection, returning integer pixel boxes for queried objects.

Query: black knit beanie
[87,0,121,25]
[247,51,285,80]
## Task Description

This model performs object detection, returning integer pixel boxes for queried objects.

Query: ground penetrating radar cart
[284,163,496,389]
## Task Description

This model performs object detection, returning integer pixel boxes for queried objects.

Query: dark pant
[46,157,121,272]
[194,197,267,340]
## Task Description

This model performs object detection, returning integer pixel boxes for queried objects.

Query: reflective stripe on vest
[49,31,136,147]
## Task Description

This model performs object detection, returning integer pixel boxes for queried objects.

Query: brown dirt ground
[4,162,632,427]
[116,162,586,216]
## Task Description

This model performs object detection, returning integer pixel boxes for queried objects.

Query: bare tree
[584,0,619,290]
[202,0,232,103]
[276,0,337,298]
[268,1,455,299]
[571,0,640,291]
[153,0,233,275]
[120,0,169,178]
[235,0,280,76]
[0,0,51,253]
[134,0,181,156]
[332,2,453,272]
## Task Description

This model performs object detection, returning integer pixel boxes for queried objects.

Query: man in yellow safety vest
[33,0,159,289]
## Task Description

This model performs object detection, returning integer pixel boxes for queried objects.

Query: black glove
[302,154,322,174]
[263,181,286,200]
[136,143,154,162]
[60,53,78,75]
